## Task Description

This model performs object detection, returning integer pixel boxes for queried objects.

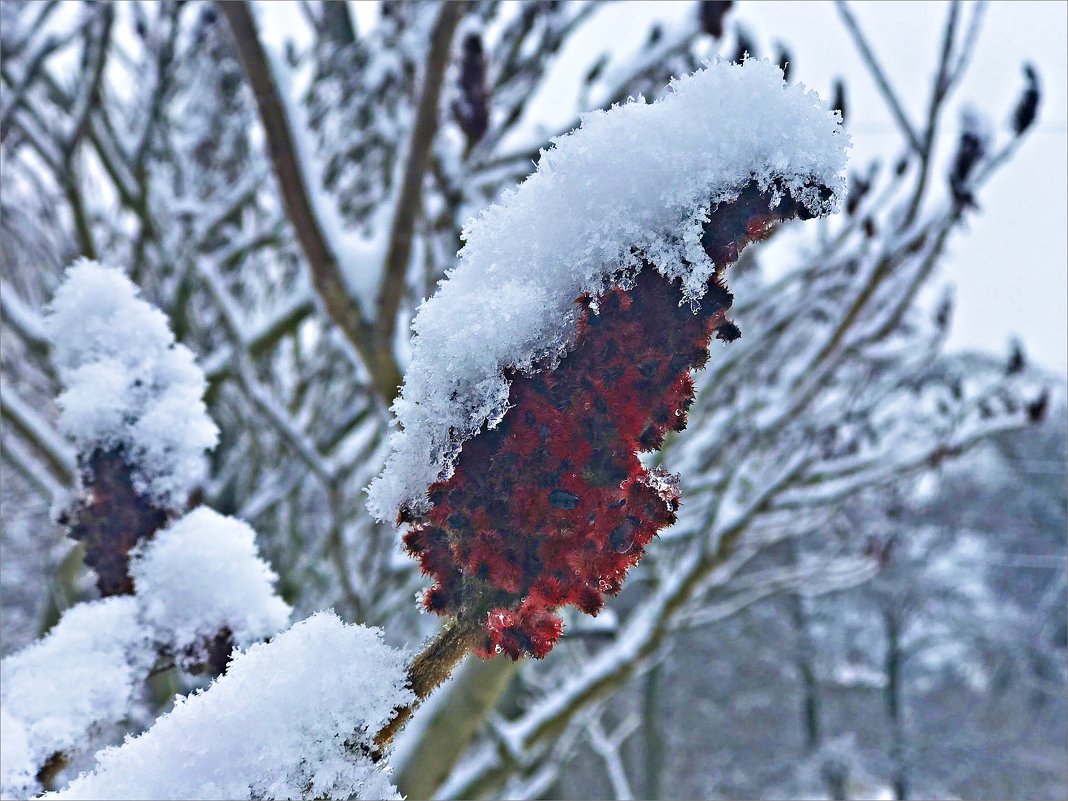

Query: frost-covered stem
[0,23,68,140]
[326,483,363,620]
[132,2,180,178]
[0,287,51,359]
[903,0,960,226]
[372,618,484,752]
[588,714,639,800]
[219,0,402,403]
[376,2,463,364]
[781,163,990,417]
[788,590,823,752]
[59,6,113,262]
[0,386,77,488]
[945,1,986,92]
[1,433,67,504]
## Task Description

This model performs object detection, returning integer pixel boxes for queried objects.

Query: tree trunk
[643,661,665,799]
[788,591,823,753]
[884,609,909,800]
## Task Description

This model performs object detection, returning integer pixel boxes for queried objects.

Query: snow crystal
[0,598,151,799]
[368,59,849,520]
[1,708,37,800]
[52,613,413,801]
[131,507,292,654]
[44,259,219,508]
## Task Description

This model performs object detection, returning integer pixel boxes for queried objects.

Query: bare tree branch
[834,0,922,154]
[219,0,401,403]
[376,2,463,363]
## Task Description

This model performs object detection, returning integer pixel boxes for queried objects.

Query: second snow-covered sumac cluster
[405,182,823,659]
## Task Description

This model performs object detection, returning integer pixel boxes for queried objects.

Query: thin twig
[904,0,961,225]
[834,0,922,154]
[376,2,464,370]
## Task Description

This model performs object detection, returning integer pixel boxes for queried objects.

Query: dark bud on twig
[1012,64,1040,136]
[934,294,953,331]
[949,111,987,209]
[584,54,609,86]
[731,24,756,64]
[699,1,733,39]
[453,32,490,153]
[1026,389,1049,424]
[775,44,792,83]
[1005,339,1026,375]
[846,164,874,216]
[831,79,847,125]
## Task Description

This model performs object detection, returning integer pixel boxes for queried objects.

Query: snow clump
[131,507,292,654]
[0,598,152,798]
[44,259,218,508]
[52,613,413,801]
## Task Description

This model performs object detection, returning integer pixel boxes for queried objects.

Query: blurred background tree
[1,1,1064,798]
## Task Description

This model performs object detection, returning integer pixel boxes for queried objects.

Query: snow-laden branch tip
[50,613,413,801]
[0,598,151,799]
[44,259,218,508]
[1,508,290,797]
[131,507,292,657]
[368,58,849,521]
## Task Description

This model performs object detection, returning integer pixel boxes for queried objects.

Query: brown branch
[375,2,464,364]
[63,4,113,161]
[219,1,401,403]
[372,617,484,753]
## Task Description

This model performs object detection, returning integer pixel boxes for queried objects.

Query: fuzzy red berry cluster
[403,182,818,660]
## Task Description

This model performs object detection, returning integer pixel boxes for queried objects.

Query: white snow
[52,612,413,801]
[131,507,292,655]
[44,259,219,508]
[368,59,849,520]
[1,505,293,796]
[0,708,36,800]
[0,597,152,799]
